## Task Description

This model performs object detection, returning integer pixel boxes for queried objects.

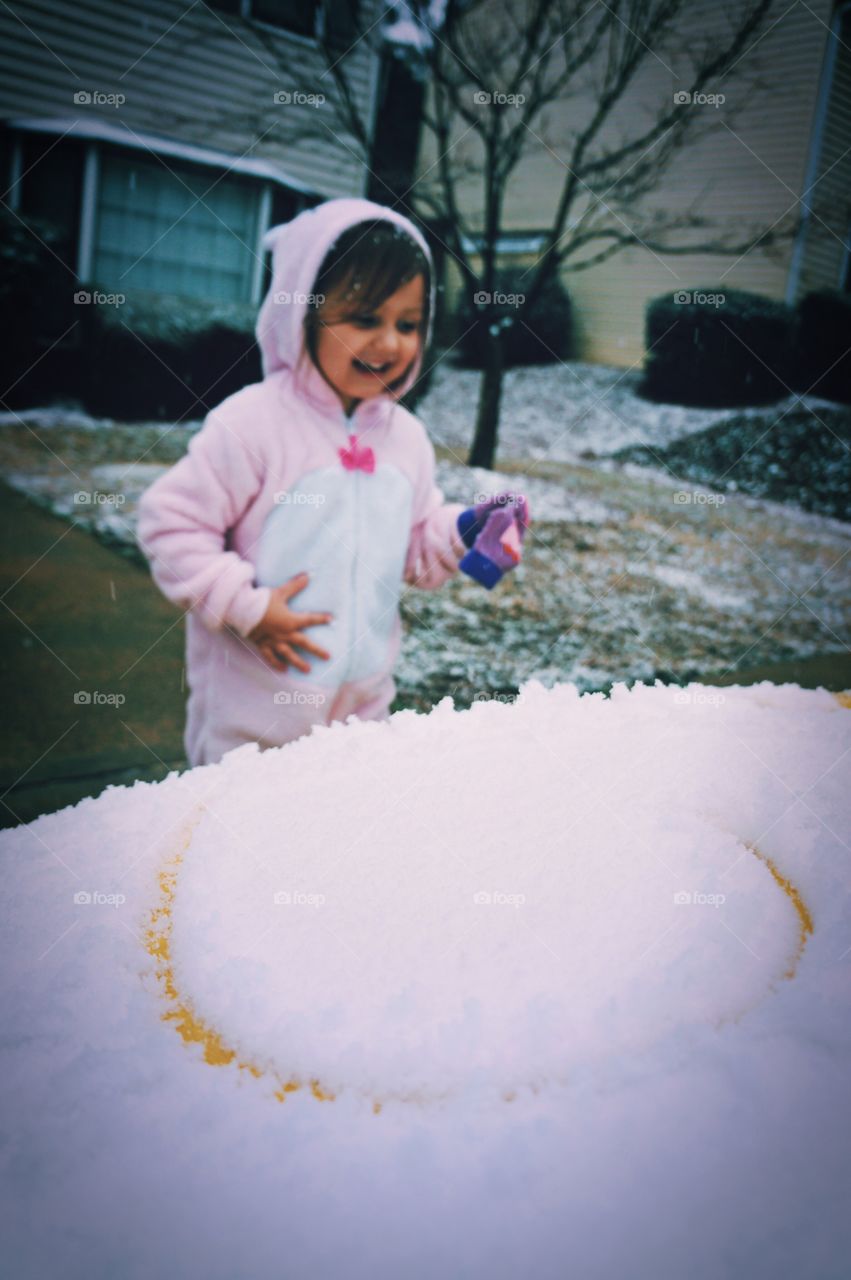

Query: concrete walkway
[0,481,187,827]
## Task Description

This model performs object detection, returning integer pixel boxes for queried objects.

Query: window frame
[211,0,324,45]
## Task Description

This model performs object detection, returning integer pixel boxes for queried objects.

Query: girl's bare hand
[247,572,333,674]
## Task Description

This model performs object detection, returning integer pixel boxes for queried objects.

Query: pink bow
[339,434,375,473]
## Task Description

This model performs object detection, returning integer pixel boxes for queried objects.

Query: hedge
[796,289,851,405]
[641,287,797,407]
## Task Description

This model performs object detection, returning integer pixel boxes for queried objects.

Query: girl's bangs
[313,220,430,328]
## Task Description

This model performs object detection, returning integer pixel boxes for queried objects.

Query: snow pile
[176,685,812,1098]
[1,680,849,1278]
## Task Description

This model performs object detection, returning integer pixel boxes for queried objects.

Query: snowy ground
[1,364,849,711]
[418,359,842,463]
[1,681,849,1278]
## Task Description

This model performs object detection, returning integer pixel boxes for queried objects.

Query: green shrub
[454,267,572,368]
[0,212,265,420]
[641,287,797,407]
[796,290,851,404]
[80,297,261,421]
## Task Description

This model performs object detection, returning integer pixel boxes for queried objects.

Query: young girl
[137,197,528,767]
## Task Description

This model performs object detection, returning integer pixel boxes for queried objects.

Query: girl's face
[313,273,425,415]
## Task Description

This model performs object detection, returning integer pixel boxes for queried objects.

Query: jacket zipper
[342,403,366,687]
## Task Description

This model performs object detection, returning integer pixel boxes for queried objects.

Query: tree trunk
[468,326,505,470]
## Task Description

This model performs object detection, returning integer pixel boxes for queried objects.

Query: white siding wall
[421,0,836,366]
[0,0,380,199]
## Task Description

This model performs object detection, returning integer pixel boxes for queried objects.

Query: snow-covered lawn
[418,359,842,462]
[1,363,848,707]
[1,681,849,1277]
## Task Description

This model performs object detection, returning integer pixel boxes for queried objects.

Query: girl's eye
[347,314,421,334]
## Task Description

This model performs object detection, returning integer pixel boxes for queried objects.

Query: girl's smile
[314,274,425,415]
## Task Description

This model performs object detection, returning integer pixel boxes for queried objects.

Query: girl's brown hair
[300,218,431,396]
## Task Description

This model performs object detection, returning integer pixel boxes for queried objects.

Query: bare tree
[225,0,795,468]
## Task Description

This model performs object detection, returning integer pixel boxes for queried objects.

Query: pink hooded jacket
[136,198,466,767]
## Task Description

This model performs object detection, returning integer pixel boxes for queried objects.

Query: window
[92,151,261,302]
[206,0,322,38]
[205,1,360,45]
[461,231,550,256]
[253,0,320,37]
[257,188,324,298]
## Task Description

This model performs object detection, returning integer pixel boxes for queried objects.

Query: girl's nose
[371,326,400,361]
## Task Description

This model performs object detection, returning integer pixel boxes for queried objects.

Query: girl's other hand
[247,572,333,673]
[457,491,531,551]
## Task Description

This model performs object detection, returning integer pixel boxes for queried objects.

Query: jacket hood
[255,198,435,406]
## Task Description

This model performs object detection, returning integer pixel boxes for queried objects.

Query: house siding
[0,0,379,203]
[794,2,851,297]
[422,0,837,366]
